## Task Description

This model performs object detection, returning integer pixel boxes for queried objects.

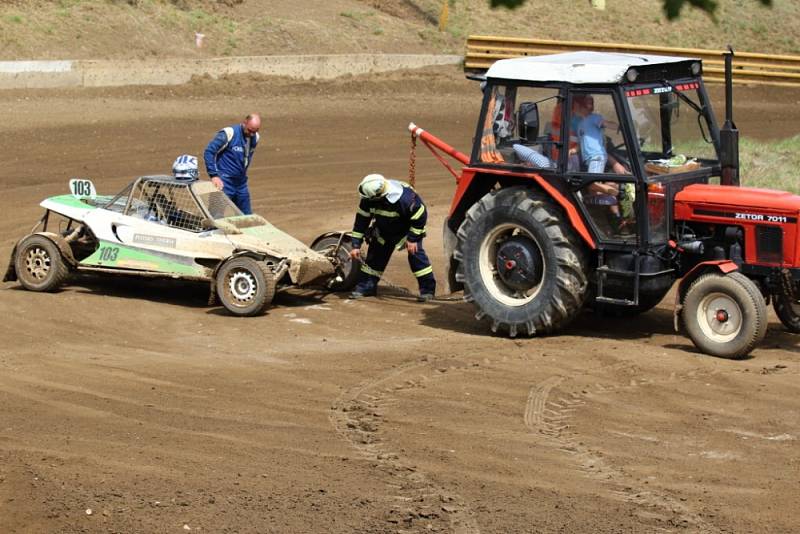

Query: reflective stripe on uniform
[394,236,407,250]
[360,263,383,277]
[409,226,425,235]
[413,266,433,278]
[376,235,386,245]
[370,208,400,218]
[410,205,426,220]
[356,208,370,217]
[351,231,364,239]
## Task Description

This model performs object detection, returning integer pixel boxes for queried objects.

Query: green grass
[739,135,800,194]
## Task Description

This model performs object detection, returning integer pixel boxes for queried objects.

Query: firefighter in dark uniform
[348,174,436,301]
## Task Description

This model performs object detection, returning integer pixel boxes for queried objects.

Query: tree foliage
[490,0,772,20]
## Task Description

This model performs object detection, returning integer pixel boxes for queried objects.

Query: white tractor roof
[485,51,696,84]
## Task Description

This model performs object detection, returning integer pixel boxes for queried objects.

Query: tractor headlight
[626,68,639,82]
[691,62,702,76]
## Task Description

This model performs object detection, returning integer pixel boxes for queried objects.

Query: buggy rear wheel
[216,257,276,316]
[310,234,360,292]
[14,234,70,292]
[682,272,767,359]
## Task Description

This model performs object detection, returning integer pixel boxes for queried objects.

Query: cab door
[564,90,638,244]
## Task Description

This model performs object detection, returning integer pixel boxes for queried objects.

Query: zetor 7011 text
[410,49,800,359]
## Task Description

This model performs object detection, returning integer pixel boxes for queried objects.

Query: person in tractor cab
[574,95,628,175]
[348,174,436,302]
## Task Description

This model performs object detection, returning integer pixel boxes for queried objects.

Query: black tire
[773,285,800,333]
[310,235,360,292]
[682,272,767,359]
[216,257,276,316]
[14,234,70,292]
[455,187,588,337]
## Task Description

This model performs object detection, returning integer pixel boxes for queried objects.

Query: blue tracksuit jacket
[203,124,259,213]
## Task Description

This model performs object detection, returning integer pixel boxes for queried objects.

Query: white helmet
[358,174,388,199]
[172,154,198,180]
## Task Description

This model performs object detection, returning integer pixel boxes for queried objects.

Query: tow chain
[408,132,417,189]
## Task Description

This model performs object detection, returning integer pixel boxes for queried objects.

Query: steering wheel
[605,135,631,171]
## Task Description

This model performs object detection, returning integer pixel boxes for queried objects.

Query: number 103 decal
[69,178,97,198]
[98,246,119,262]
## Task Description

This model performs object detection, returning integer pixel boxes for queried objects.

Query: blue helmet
[172,154,198,180]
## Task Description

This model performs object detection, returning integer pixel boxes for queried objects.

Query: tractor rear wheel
[14,234,70,292]
[455,187,588,337]
[682,272,767,359]
[216,257,276,316]
[773,284,800,333]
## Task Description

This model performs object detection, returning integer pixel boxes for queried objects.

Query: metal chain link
[408,132,416,189]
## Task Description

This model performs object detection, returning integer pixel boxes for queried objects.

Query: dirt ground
[1,68,799,533]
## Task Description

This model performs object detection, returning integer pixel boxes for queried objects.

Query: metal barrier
[465,35,800,88]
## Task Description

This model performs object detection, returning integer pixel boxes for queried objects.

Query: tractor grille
[756,225,783,264]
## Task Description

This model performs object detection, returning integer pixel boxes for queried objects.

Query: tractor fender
[673,260,739,331]
[450,168,596,249]
[4,232,77,283]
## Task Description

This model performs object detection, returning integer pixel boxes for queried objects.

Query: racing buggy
[4,175,359,316]
[409,49,800,359]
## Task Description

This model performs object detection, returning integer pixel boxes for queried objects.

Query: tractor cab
[472,51,718,247]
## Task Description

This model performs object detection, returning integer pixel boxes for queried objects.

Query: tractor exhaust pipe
[719,46,740,187]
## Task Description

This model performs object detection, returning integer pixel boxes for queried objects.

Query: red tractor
[410,49,800,359]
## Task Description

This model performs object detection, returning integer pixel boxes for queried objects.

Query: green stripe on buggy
[46,195,100,211]
[80,240,206,276]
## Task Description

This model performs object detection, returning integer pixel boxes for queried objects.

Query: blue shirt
[577,113,606,162]
[203,124,259,182]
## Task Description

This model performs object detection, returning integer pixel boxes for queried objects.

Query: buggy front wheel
[216,257,276,316]
[310,234,360,292]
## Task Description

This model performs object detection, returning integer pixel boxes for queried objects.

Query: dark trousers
[222,178,252,215]
[355,237,436,295]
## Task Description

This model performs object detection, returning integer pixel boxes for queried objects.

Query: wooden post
[439,0,449,31]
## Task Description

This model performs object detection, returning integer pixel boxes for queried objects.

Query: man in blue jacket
[348,174,436,302]
[203,113,261,214]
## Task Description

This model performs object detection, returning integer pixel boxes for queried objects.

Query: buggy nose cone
[290,253,335,286]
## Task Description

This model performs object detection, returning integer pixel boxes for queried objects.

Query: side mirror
[517,102,539,141]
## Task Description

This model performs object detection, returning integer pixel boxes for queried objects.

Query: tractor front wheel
[682,272,767,359]
[216,257,276,316]
[455,187,588,337]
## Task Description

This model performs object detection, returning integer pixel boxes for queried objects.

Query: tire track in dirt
[524,367,721,532]
[330,358,481,534]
